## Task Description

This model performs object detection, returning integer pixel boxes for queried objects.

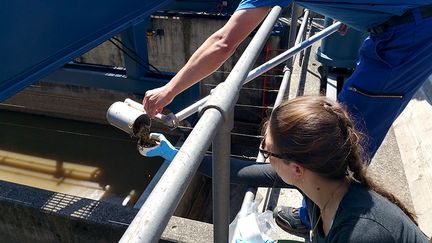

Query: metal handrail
[119,6,284,242]
[174,21,341,122]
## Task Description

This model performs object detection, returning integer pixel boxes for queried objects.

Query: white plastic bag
[229,194,279,243]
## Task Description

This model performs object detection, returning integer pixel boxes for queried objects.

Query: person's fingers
[143,92,149,105]
[142,100,146,111]
[339,24,348,36]
[332,20,347,34]
[334,21,349,36]
[147,98,157,118]
[143,92,151,116]
[155,107,162,115]
[143,91,158,118]
[142,86,172,118]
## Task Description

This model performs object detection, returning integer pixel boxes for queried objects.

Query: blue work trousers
[339,10,432,159]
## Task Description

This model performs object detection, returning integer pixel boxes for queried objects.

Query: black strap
[368,4,432,34]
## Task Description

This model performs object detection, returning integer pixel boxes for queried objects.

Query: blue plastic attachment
[138,133,178,162]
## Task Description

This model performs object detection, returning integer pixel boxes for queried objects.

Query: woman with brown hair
[259,96,428,242]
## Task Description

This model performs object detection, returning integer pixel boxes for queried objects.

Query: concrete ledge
[162,216,213,242]
[393,76,432,238]
[0,179,215,242]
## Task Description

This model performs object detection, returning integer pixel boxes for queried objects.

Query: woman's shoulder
[329,218,395,243]
[341,182,396,212]
[329,216,428,243]
[338,182,408,223]
[330,182,428,243]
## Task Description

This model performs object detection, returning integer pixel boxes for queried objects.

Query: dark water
[0,110,169,202]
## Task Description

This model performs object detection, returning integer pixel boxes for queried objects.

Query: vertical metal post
[295,9,310,66]
[264,4,306,211]
[285,4,302,68]
[121,18,151,79]
[213,109,234,242]
[276,4,301,103]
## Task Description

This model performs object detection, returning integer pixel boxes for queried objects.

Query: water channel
[0,110,167,206]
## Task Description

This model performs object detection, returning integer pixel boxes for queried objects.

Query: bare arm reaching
[143,7,271,117]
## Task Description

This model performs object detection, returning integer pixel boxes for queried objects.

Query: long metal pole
[212,109,233,242]
[119,6,283,242]
[276,4,302,104]
[262,6,310,212]
[174,21,342,122]
[293,9,310,65]
[244,15,339,83]
[296,10,310,43]
[285,4,302,68]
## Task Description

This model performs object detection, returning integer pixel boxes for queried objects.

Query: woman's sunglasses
[259,138,294,161]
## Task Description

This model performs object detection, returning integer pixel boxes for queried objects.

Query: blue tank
[315,17,368,69]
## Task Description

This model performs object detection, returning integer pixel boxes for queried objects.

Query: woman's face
[262,131,300,186]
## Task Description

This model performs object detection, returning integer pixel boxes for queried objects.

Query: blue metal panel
[166,0,242,13]
[0,0,173,101]
[121,20,152,79]
[44,64,199,114]
[45,65,172,92]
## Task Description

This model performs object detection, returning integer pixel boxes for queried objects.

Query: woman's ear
[290,162,305,180]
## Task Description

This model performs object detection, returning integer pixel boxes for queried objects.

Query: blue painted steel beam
[165,0,241,14]
[44,64,198,114]
[121,20,152,79]
[45,64,171,92]
[0,0,174,101]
